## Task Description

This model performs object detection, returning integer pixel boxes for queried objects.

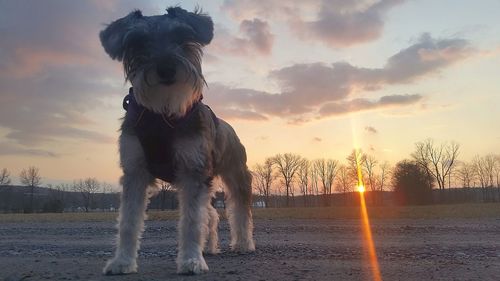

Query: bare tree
[73,178,100,212]
[297,159,310,206]
[473,155,496,202]
[309,164,320,196]
[412,139,460,190]
[481,155,495,187]
[272,153,302,207]
[377,161,391,192]
[494,155,500,200]
[494,156,500,184]
[363,154,378,192]
[312,159,327,195]
[19,166,42,187]
[101,182,114,194]
[494,155,500,191]
[0,168,11,185]
[312,159,338,195]
[336,165,354,193]
[346,149,366,187]
[370,161,391,205]
[456,161,475,188]
[252,158,275,208]
[473,156,489,188]
[336,165,354,205]
[445,142,461,188]
[19,166,42,212]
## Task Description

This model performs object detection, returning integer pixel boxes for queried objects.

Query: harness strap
[123,87,203,128]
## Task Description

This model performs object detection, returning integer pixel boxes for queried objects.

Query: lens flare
[359,189,382,281]
[354,148,382,281]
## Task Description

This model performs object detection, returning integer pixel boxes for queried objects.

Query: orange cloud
[206,34,472,122]
[4,48,96,78]
[208,19,274,57]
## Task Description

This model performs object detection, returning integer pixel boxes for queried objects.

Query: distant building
[253,200,266,208]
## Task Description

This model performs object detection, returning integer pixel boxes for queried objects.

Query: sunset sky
[1,0,499,187]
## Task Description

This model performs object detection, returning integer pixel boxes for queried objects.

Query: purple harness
[123,88,217,182]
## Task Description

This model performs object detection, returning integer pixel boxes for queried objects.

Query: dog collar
[123,87,201,128]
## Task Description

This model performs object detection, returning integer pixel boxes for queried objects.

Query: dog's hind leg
[206,201,220,254]
[222,167,255,252]
[176,177,211,274]
[103,135,155,275]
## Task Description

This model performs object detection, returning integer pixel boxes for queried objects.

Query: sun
[357,185,365,193]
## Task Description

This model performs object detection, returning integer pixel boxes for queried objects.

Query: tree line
[0,167,179,213]
[251,139,500,207]
[0,167,118,213]
[1,138,499,211]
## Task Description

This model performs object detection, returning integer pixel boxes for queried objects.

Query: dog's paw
[177,257,209,275]
[103,257,137,275]
[205,241,221,255]
[231,239,255,253]
[205,247,221,255]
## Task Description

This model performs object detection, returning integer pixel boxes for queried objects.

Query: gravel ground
[1,218,499,281]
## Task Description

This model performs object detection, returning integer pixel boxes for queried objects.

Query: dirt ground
[0,217,499,281]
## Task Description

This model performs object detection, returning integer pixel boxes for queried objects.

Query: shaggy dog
[99,7,255,275]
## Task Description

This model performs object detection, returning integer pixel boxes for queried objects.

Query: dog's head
[100,7,213,116]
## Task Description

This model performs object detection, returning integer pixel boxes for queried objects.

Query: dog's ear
[99,10,144,60]
[167,7,214,45]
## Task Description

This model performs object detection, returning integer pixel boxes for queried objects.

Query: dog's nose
[157,60,177,85]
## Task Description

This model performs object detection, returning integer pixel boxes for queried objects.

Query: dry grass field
[1,203,499,223]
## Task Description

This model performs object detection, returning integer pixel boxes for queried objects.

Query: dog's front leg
[176,178,211,275]
[104,135,154,275]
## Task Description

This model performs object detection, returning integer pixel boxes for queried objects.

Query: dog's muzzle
[156,56,178,85]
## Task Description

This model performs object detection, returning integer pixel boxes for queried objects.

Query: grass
[0,203,499,223]
[0,210,180,223]
[252,203,500,220]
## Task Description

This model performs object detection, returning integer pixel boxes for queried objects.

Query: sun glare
[352,147,382,281]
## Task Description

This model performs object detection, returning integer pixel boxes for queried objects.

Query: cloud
[214,107,269,121]
[0,1,157,153]
[221,0,404,47]
[0,66,117,146]
[365,126,378,134]
[291,0,405,47]
[240,19,274,55]
[381,33,473,83]
[208,19,274,56]
[221,0,317,20]
[0,142,59,158]
[206,34,472,122]
[318,94,423,117]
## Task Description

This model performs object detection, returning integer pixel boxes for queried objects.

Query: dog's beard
[131,69,202,117]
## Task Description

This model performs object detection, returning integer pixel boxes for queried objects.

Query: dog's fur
[99,7,255,275]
